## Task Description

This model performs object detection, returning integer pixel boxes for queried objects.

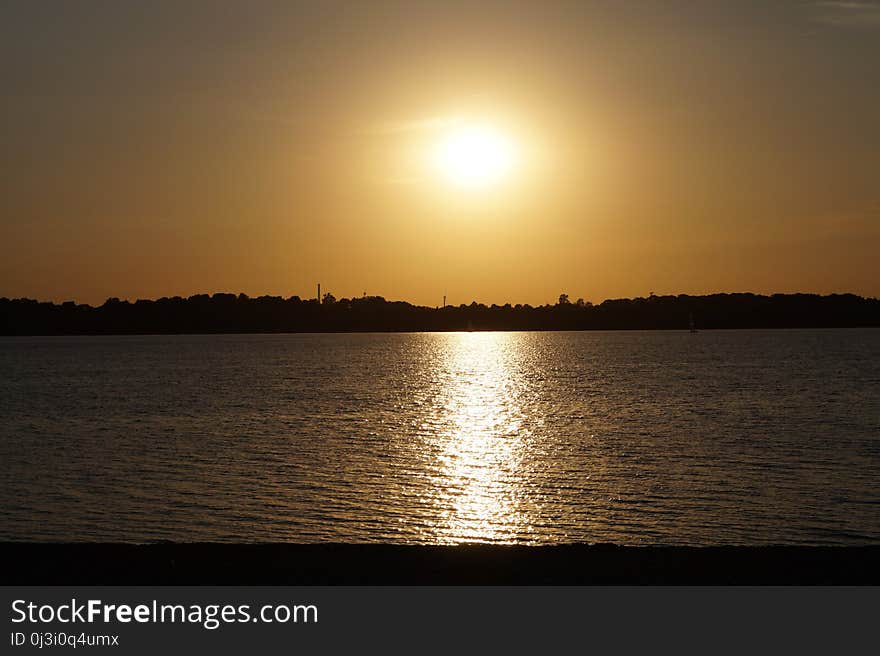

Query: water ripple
[1,329,879,545]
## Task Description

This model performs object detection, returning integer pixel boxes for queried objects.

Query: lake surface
[1,330,878,545]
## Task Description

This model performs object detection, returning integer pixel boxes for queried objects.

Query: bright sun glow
[433,124,517,188]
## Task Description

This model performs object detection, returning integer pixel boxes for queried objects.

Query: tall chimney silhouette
[317,283,321,304]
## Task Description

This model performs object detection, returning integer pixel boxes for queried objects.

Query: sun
[433,123,517,188]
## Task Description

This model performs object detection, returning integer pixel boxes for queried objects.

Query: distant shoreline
[3,543,878,585]
[2,326,879,338]
[2,292,879,335]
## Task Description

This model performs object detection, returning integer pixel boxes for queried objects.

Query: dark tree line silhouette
[1,292,878,335]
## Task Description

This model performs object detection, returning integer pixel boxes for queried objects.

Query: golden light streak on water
[425,333,533,544]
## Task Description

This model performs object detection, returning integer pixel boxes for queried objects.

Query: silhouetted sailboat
[689,312,697,333]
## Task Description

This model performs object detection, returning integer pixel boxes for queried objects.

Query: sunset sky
[2,1,878,306]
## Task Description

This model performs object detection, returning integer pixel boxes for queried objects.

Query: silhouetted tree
[1,292,878,335]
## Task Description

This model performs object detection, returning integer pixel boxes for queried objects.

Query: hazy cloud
[364,116,465,135]
[805,203,880,238]
[812,1,880,27]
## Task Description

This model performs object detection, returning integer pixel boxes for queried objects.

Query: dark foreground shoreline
[3,543,879,585]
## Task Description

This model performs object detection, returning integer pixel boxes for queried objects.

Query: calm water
[1,330,878,545]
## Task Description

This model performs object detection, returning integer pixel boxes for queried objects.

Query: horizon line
[2,289,878,309]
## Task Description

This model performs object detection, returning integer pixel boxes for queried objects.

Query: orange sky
[1,1,878,306]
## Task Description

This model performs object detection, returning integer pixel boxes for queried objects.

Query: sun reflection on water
[423,332,534,544]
